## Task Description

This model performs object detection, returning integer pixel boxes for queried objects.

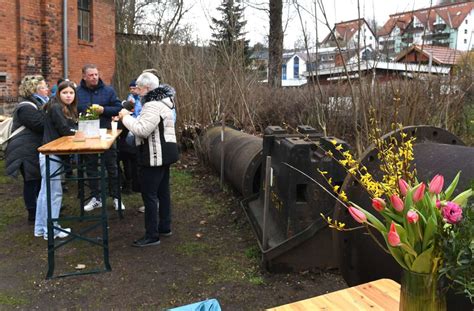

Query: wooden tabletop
[267,279,400,311]
[38,129,122,155]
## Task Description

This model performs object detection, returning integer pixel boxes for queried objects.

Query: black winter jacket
[43,101,77,144]
[5,96,45,181]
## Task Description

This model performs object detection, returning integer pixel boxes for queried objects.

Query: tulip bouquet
[320,126,473,276]
[349,173,472,274]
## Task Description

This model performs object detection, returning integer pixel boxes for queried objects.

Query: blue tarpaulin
[167,298,221,311]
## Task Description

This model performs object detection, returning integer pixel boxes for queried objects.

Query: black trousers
[84,145,119,199]
[140,165,171,239]
[118,151,140,193]
[20,167,41,211]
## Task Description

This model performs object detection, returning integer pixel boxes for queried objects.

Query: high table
[267,278,400,310]
[37,129,122,278]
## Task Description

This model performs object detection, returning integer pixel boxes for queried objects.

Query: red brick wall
[0,0,115,114]
[67,0,115,85]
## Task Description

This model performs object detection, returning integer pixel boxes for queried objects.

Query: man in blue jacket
[77,64,125,211]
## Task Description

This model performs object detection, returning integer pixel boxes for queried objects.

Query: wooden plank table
[38,129,122,155]
[38,130,122,278]
[267,279,400,310]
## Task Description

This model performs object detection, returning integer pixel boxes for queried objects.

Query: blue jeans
[35,154,64,236]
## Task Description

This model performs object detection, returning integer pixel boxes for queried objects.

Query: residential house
[321,18,377,50]
[378,1,474,59]
[0,0,116,113]
[395,45,465,74]
[303,60,450,86]
[319,18,378,67]
[281,51,313,87]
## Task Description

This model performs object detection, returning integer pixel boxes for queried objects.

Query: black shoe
[159,230,172,237]
[132,237,160,247]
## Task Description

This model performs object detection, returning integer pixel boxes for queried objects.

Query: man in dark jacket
[76,64,125,211]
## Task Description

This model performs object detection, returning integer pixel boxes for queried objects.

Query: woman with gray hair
[118,72,179,247]
[5,75,48,222]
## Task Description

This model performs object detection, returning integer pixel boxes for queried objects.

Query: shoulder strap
[7,101,39,141]
[7,125,26,140]
[17,101,38,110]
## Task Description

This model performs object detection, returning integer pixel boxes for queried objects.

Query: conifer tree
[211,0,250,65]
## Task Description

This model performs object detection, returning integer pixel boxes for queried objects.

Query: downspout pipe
[63,0,68,79]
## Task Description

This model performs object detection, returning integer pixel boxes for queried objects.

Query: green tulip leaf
[451,189,473,207]
[422,215,437,250]
[411,246,434,273]
[386,242,408,270]
[444,172,460,200]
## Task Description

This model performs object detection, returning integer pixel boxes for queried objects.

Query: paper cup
[111,121,118,133]
[99,128,107,138]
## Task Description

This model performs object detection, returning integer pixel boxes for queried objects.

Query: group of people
[5,64,179,247]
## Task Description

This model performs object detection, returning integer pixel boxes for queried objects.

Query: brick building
[0,0,115,113]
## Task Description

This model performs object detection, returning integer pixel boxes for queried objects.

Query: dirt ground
[0,152,347,310]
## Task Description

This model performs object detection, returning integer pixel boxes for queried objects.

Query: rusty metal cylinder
[199,126,263,197]
[334,126,474,286]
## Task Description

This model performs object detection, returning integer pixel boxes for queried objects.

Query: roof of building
[377,1,473,37]
[322,18,375,45]
[304,60,451,78]
[394,45,465,65]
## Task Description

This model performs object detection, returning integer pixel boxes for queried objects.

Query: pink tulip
[398,179,409,196]
[388,222,401,247]
[442,201,463,224]
[407,210,419,223]
[390,194,405,212]
[429,175,444,194]
[372,198,386,212]
[413,183,426,202]
[348,206,367,224]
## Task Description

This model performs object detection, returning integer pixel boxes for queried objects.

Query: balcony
[423,32,450,41]
[402,36,414,44]
[433,22,447,32]
[405,26,424,33]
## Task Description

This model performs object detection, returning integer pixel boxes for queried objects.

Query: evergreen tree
[211,0,250,65]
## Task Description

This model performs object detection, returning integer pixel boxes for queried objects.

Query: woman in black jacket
[34,80,77,239]
[5,75,48,222]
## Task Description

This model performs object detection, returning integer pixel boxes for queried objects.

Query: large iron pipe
[200,126,263,197]
[333,126,474,286]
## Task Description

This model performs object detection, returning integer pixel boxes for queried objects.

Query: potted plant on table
[78,104,101,138]
[320,125,473,311]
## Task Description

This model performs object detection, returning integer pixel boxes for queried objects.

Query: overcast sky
[185,0,435,48]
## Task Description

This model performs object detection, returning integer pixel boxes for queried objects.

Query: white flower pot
[78,119,100,138]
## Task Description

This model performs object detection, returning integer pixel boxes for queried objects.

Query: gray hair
[82,63,98,73]
[136,72,159,90]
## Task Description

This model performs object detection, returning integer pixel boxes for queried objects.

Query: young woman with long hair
[34,81,78,239]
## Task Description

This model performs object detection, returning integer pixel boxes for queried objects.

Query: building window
[282,64,287,80]
[465,29,468,34]
[466,19,468,24]
[78,0,91,41]
[464,39,467,44]
[293,56,299,79]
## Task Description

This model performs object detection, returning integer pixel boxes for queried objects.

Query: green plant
[320,126,472,276]
[78,104,100,120]
[438,197,474,302]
